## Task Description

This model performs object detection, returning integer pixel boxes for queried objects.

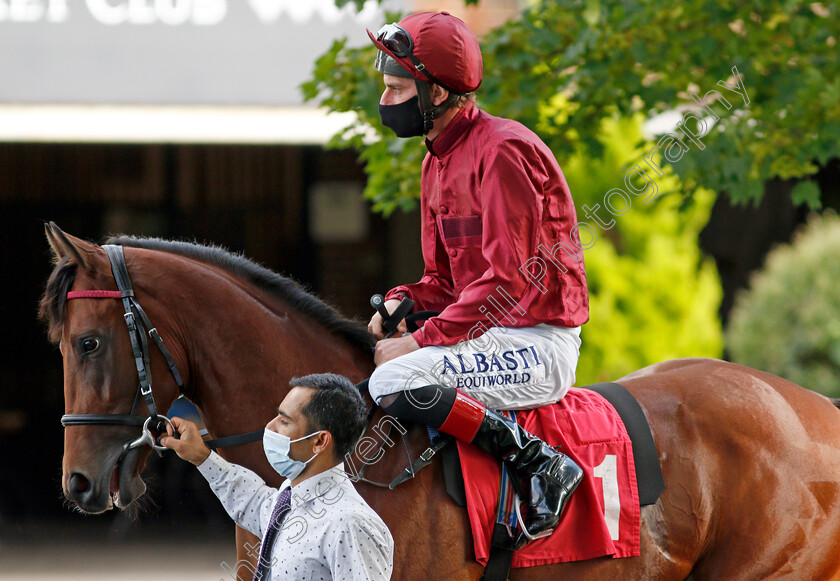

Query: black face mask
[379,95,426,138]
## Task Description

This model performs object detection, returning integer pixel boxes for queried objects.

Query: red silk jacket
[385,103,589,347]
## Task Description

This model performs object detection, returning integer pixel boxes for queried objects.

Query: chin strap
[414,79,462,134]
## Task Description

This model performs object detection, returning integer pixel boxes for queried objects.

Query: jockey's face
[380,74,417,106]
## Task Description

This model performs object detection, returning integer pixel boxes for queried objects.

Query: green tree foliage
[301,9,426,216]
[726,214,840,396]
[303,0,838,212]
[564,116,722,384]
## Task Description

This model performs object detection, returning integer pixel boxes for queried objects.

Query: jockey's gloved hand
[367,298,407,339]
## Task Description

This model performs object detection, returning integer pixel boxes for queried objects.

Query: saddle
[352,379,664,580]
[446,382,664,506]
[450,382,663,579]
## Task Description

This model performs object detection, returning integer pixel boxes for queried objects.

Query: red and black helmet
[368,11,483,95]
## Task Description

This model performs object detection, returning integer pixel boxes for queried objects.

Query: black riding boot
[380,386,584,547]
[471,408,583,547]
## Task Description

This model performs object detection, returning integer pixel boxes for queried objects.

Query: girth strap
[480,524,516,581]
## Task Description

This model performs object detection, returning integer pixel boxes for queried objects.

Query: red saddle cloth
[458,387,641,567]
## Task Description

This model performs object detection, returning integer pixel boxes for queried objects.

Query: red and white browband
[67,290,123,300]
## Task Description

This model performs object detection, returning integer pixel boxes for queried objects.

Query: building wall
[0,142,416,529]
[411,0,521,35]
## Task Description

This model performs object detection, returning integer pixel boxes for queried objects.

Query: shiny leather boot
[380,387,583,547]
[470,408,583,548]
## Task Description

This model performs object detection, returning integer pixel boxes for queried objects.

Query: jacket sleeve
[384,246,456,314]
[413,141,549,347]
[384,181,456,313]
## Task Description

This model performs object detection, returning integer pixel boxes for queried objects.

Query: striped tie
[253,487,293,581]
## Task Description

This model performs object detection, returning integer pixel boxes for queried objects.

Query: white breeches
[369,324,581,411]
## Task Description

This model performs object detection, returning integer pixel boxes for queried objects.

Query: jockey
[366,12,590,546]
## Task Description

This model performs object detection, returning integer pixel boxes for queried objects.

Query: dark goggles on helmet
[376,23,453,91]
[376,23,414,57]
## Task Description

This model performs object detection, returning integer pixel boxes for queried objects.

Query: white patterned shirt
[198,452,393,580]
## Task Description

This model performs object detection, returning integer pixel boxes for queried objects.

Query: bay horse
[40,223,840,580]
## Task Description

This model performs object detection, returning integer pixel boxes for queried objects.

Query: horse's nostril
[69,472,91,495]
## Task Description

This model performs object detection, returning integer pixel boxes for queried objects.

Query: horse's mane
[39,236,376,356]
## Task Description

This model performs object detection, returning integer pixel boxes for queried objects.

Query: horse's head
[39,223,186,514]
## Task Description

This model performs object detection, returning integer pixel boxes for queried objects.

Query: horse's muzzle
[63,446,147,513]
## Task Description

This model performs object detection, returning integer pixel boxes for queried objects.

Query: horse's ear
[44,222,102,273]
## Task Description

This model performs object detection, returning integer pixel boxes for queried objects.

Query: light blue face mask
[263,428,322,480]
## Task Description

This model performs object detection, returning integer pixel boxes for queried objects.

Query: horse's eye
[81,338,101,354]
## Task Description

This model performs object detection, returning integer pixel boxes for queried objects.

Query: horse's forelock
[39,257,78,343]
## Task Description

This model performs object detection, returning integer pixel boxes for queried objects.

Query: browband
[68,290,124,300]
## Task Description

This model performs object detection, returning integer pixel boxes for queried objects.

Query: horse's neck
[169,264,374,450]
[166,265,457,564]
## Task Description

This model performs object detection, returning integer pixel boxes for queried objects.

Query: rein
[62,244,263,454]
[347,301,450,489]
[349,380,452,490]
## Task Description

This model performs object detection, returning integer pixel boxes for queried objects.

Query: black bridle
[60,246,442,473]
[61,244,262,454]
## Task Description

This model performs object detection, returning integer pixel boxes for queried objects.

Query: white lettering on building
[248,0,378,25]
[84,0,226,25]
[0,0,379,25]
[0,0,69,22]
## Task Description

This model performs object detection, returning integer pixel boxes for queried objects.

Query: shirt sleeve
[196,451,281,539]
[414,140,548,347]
[327,515,394,581]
